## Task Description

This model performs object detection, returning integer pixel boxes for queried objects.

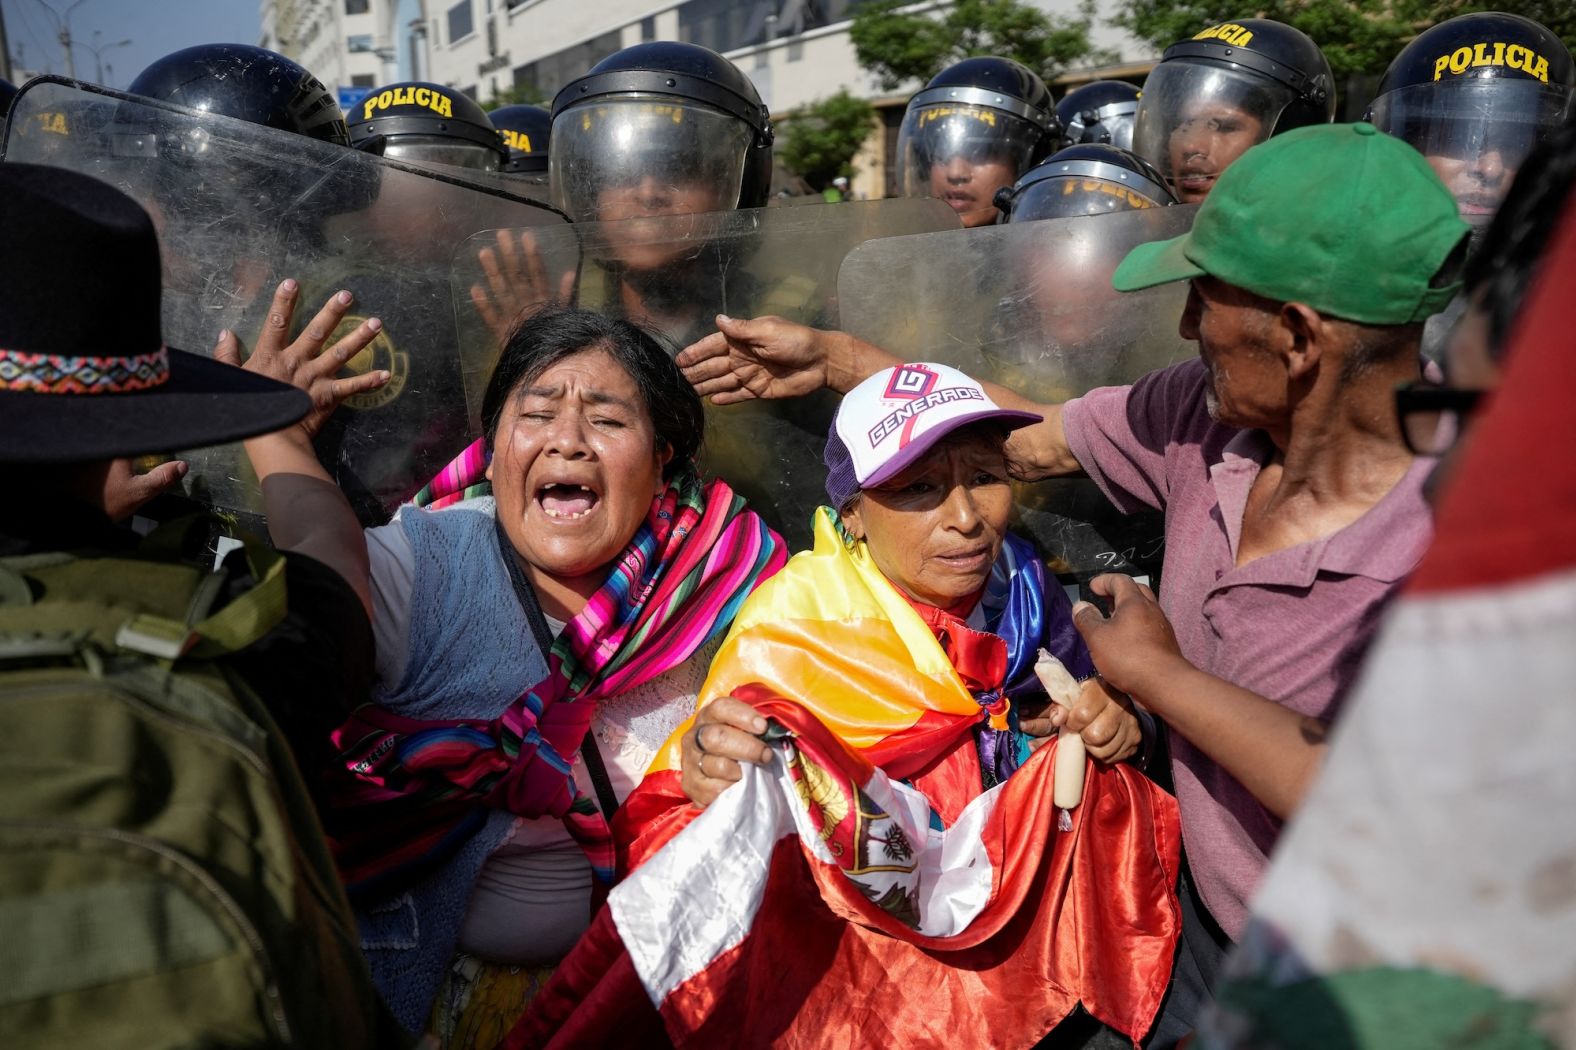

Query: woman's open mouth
[536,481,601,521]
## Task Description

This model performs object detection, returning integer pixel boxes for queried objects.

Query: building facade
[263,0,1153,199]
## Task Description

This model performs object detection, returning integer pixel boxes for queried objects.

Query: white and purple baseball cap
[823,362,1042,508]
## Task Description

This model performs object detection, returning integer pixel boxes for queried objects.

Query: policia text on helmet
[895,56,1062,228]
[1368,12,1575,228]
[1132,20,1335,204]
[549,41,774,226]
[349,81,509,173]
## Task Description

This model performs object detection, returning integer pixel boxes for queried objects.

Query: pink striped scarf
[325,463,785,897]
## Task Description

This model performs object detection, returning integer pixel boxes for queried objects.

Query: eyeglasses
[1394,379,1485,456]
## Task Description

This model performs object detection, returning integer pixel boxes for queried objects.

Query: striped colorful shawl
[325,460,786,897]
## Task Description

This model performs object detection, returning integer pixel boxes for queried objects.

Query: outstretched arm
[676,314,1082,479]
[214,279,389,615]
[1073,574,1328,820]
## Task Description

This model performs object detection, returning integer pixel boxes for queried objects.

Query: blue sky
[4,0,258,89]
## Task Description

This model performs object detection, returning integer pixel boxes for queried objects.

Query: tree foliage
[778,89,877,187]
[1111,1,1576,81]
[850,0,1117,92]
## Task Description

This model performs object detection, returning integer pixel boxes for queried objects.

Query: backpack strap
[0,517,288,665]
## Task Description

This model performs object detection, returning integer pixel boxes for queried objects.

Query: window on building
[346,33,373,52]
[447,0,474,44]
[640,16,656,42]
[511,28,622,101]
[345,0,369,14]
[351,73,376,87]
[675,0,870,52]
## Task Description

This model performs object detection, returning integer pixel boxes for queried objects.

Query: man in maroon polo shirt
[675,122,1470,1042]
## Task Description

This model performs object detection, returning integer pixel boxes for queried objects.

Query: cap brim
[1112,231,1204,292]
[0,347,311,464]
[861,406,1043,490]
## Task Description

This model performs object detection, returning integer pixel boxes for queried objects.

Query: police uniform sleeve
[1059,357,1212,515]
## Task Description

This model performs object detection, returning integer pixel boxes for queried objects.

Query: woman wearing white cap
[571,363,1184,1048]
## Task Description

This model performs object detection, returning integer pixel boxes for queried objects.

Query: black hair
[1462,114,1576,359]
[479,307,704,478]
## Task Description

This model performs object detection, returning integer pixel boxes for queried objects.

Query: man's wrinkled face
[929,151,1019,228]
[1167,102,1264,203]
[1179,275,1285,428]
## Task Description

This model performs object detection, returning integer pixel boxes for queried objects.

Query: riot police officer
[994,143,1175,222]
[1132,19,1334,203]
[488,103,551,175]
[1368,12,1574,227]
[1056,80,1142,150]
[895,56,1062,228]
[548,40,772,227]
[349,80,508,172]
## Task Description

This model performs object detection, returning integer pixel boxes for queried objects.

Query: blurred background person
[1057,79,1142,151]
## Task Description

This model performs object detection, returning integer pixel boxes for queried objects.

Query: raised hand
[676,314,837,404]
[212,279,388,445]
[469,229,576,346]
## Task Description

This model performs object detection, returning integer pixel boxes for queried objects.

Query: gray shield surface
[453,197,960,548]
[837,205,1199,581]
[4,77,569,524]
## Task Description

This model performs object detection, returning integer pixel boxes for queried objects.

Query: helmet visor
[1132,62,1295,203]
[1370,78,1573,225]
[381,136,501,172]
[895,102,1045,226]
[548,96,753,224]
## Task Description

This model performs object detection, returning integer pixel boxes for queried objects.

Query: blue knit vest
[356,497,548,1033]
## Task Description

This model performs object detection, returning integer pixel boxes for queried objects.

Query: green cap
[1113,123,1470,325]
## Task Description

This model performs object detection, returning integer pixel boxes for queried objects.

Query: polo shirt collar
[1208,429,1435,590]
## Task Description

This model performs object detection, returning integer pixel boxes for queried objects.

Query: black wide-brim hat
[0,162,309,464]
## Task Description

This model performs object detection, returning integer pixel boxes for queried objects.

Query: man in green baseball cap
[669,121,1467,1042]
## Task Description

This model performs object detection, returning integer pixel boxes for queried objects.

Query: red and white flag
[506,698,1180,1049]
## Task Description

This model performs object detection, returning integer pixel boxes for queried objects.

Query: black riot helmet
[0,78,17,125]
[126,43,348,146]
[1132,19,1335,204]
[895,56,1061,228]
[1057,80,1142,150]
[549,41,774,223]
[348,81,507,172]
[994,143,1175,223]
[1368,12,1574,228]
[488,103,551,174]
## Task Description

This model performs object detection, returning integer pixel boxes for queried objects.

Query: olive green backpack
[0,527,404,1049]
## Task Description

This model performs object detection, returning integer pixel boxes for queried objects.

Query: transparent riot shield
[453,198,960,548]
[3,76,569,525]
[837,205,1199,583]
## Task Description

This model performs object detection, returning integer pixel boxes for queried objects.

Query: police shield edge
[453,197,960,548]
[4,76,569,523]
[837,205,1199,582]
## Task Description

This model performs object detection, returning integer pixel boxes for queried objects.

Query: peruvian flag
[504,697,1181,1049]
[1201,198,1576,1043]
